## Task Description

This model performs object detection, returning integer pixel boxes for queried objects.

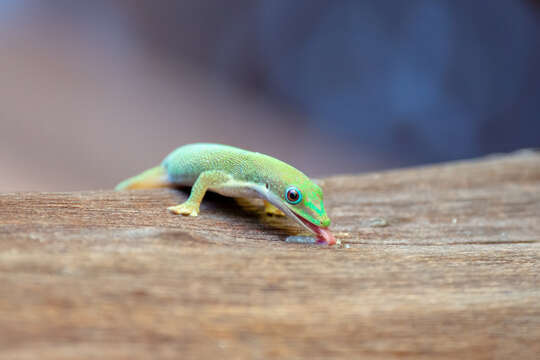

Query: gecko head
[266,180,335,245]
[283,184,331,227]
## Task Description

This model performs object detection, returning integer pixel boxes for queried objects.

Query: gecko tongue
[294,213,336,245]
[313,226,336,245]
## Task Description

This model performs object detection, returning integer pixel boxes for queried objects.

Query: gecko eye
[285,186,302,204]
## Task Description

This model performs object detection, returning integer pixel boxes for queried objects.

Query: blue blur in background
[1,1,539,191]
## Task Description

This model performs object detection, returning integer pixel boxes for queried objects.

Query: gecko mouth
[291,212,336,245]
[260,189,335,245]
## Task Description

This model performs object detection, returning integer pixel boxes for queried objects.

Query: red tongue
[293,212,336,245]
[314,226,336,245]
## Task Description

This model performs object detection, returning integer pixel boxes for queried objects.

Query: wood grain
[1,151,539,359]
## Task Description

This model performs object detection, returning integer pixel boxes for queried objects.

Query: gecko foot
[167,203,199,216]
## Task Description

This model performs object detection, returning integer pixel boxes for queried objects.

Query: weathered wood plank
[0,151,539,359]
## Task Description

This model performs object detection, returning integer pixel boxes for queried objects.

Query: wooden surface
[0,151,539,359]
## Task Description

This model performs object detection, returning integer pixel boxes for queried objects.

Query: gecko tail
[115,165,170,190]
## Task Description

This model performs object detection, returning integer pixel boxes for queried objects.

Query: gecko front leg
[168,170,231,216]
[264,200,285,216]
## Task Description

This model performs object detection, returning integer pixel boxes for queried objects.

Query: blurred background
[1,0,539,192]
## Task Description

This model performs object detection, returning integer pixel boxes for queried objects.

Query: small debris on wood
[367,217,389,227]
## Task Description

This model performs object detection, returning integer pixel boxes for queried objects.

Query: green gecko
[115,143,335,245]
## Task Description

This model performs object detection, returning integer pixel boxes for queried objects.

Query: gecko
[115,143,335,245]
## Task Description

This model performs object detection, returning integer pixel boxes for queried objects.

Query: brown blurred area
[1,1,539,192]
[0,2,374,192]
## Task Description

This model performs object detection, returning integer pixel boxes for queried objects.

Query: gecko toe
[168,204,200,216]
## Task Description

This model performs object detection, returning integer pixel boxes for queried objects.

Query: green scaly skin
[116,143,333,243]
